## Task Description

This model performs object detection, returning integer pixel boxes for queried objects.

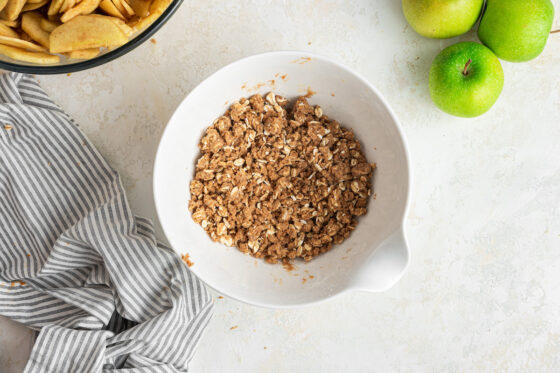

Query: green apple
[478,0,554,62]
[429,42,504,118]
[402,0,484,39]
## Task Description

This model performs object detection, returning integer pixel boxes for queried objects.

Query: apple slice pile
[402,0,556,118]
[0,0,172,64]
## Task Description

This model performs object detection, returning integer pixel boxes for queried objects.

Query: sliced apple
[3,0,26,21]
[99,0,123,19]
[59,0,76,13]
[118,0,134,17]
[21,12,50,48]
[149,0,170,13]
[110,0,128,18]
[66,47,99,59]
[60,0,100,22]
[0,35,46,51]
[40,18,60,32]
[128,0,169,30]
[48,0,64,15]
[126,0,149,17]
[90,14,132,36]
[127,11,157,31]
[49,15,128,53]
[22,0,48,12]
[0,22,17,37]
[0,44,59,63]
[0,19,16,27]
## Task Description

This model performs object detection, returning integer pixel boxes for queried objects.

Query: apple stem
[463,59,472,76]
[551,29,560,34]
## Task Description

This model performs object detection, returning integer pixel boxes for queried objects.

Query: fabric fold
[0,72,213,372]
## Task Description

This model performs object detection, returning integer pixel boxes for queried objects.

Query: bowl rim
[0,0,183,75]
[153,50,413,308]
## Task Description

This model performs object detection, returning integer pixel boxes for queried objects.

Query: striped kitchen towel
[0,72,213,372]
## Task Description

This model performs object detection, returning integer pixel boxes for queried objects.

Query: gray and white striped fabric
[0,72,213,372]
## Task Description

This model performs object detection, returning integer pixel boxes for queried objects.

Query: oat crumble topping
[189,93,375,264]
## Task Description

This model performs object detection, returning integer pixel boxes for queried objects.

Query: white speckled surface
[2,1,560,372]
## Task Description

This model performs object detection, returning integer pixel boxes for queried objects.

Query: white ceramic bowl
[154,51,411,308]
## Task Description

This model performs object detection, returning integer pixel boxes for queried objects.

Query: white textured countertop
[2,1,560,372]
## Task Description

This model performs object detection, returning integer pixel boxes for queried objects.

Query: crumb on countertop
[181,253,194,267]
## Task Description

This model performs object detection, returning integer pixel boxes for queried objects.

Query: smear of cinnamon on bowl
[230,325,238,330]
[241,81,274,92]
[291,57,312,65]
[181,253,194,267]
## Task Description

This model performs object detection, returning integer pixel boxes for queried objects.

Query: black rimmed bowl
[0,0,183,75]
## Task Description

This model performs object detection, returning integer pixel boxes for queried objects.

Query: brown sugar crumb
[304,87,316,98]
[26,253,31,257]
[282,261,295,272]
[151,38,157,44]
[66,73,71,77]
[11,281,26,286]
[189,93,375,264]
[280,74,287,81]
[331,93,335,97]
[218,296,224,299]
[4,124,12,130]
[181,253,194,267]
[302,277,307,284]
[264,346,267,349]
[230,326,238,330]
[309,275,314,279]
